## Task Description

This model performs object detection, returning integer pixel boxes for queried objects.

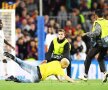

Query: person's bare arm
[64,75,75,83]
[56,74,75,83]
[55,75,63,82]
[40,60,47,64]
[4,39,15,50]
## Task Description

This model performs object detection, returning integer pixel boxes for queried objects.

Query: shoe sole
[78,77,87,82]
[4,52,14,60]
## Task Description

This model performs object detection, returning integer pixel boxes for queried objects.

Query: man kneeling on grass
[4,52,75,83]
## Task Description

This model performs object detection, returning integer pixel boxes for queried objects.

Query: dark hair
[95,9,103,17]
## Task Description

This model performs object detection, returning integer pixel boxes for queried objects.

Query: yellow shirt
[39,61,65,80]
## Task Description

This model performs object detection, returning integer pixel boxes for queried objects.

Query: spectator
[91,2,98,11]
[26,0,38,15]
[31,10,38,20]
[44,15,50,27]
[16,1,26,17]
[69,11,78,27]
[20,8,28,22]
[71,40,86,60]
[97,0,105,9]
[79,0,89,12]
[29,23,36,38]
[64,20,76,37]
[73,8,86,31]
[76,36,87,53]
[16,14,21,28]
[27,39,38,60]
[28,17,35,25]
[21,19,30,31]
[22,30,31,43]
[74,24,84,36]
[16,37,28,60]
[16,28,23,41]
[45,27,57,51]
[58,5,68,28]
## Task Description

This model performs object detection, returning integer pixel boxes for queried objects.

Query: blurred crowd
[15,0,108,60]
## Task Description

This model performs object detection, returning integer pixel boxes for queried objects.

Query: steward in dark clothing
[45,29,71,77]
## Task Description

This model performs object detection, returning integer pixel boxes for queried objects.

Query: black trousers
[67,60,71,77]
[84,45,108,75]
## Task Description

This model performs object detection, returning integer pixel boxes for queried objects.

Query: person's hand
[69,80,80,83]
[12,47,15,50]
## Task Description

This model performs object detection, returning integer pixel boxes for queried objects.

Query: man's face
[61,64,68,69]
[61,61,69,69]
[0,20,3,30]
[58,31,65,40]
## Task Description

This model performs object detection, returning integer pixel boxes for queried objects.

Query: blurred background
[12,0,108,61]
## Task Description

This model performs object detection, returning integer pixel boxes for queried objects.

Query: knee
[2,59,7,63]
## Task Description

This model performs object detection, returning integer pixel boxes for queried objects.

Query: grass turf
[0,80,108,90]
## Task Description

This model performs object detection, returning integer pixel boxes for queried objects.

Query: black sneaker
[14,78,21,83]
[4,52,15,60]
[5,75,15,81]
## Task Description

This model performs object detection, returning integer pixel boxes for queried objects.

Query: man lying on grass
[4,52,76,83]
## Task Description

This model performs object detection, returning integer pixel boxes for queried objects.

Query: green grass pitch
[0,80,108,90]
